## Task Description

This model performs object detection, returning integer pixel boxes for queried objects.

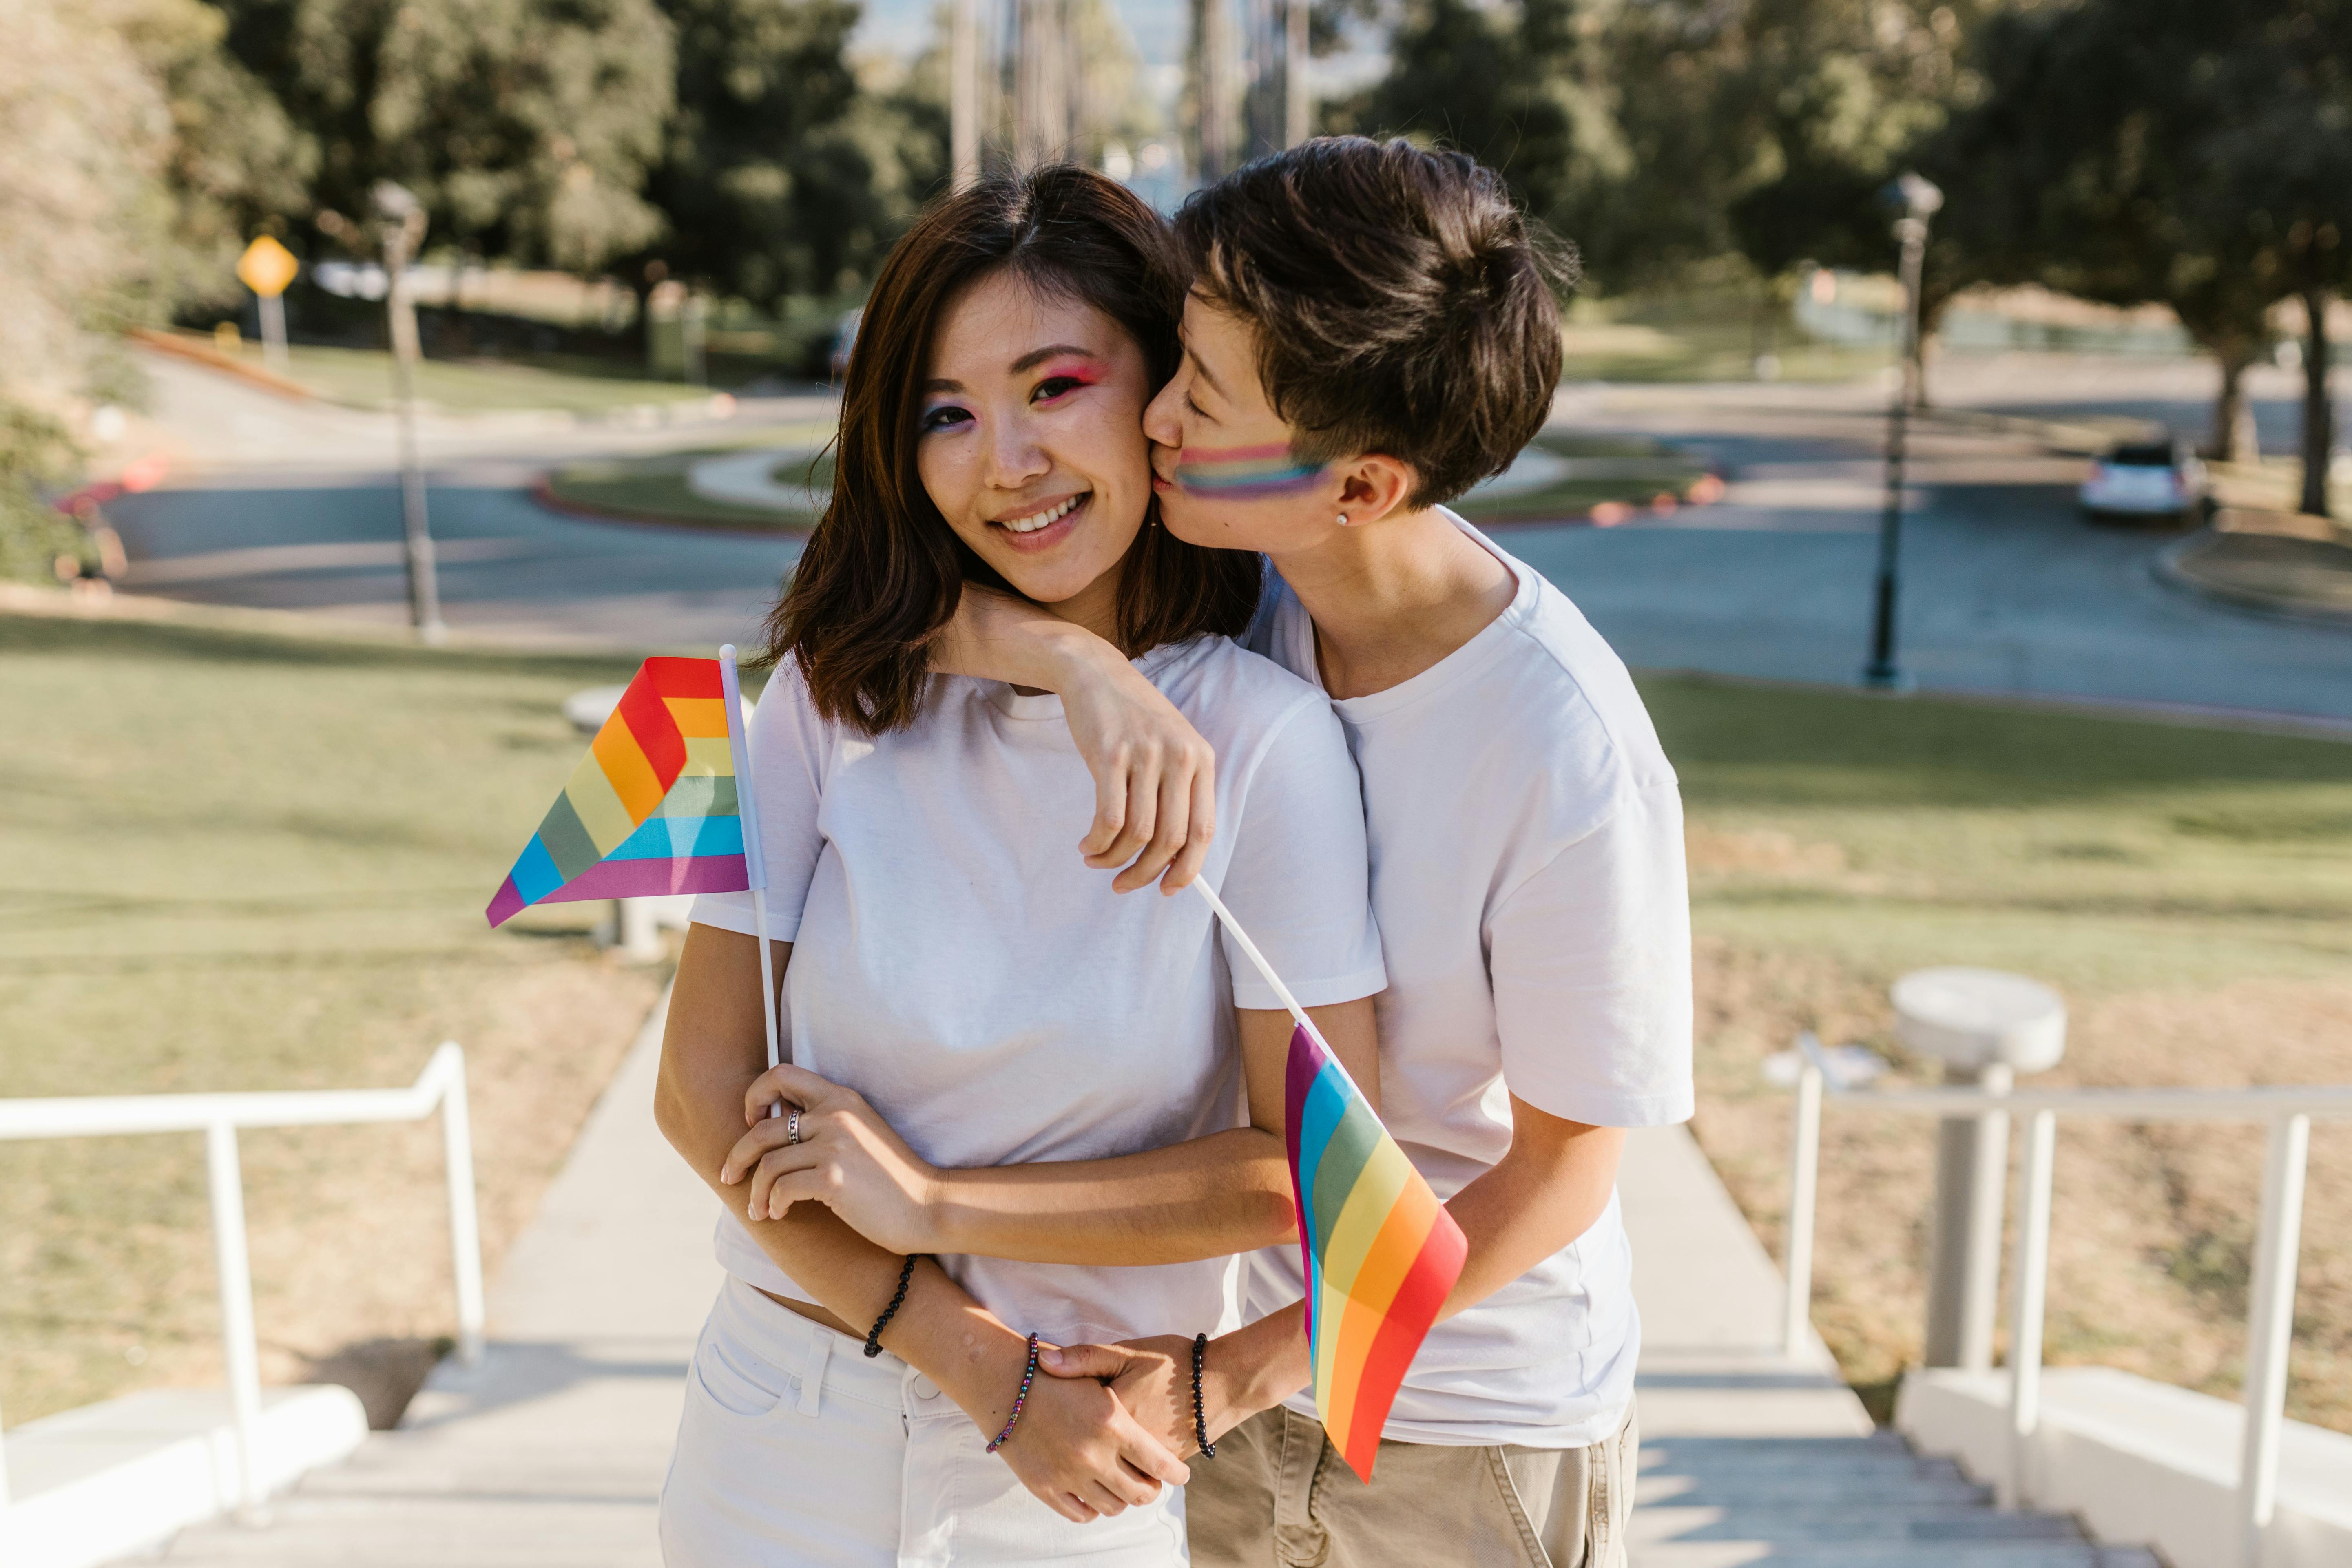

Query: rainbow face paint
[1172,442,1325,500]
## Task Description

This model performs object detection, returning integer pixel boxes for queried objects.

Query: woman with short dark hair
[652,165,1385,1566]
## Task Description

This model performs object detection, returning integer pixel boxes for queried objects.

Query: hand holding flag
[1190,880,1467,1482]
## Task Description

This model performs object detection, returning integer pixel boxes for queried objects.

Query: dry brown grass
[0,613,664,1428]
[1671,840,2352,1433]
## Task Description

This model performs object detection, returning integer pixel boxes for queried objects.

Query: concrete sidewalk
[155,988,719,1566]
[153,993,2103,1566]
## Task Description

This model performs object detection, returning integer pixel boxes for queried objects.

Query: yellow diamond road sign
[237,235,299,298]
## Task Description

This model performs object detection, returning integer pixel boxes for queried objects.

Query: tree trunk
[2300,286,2335,518]
[632,274,660,371]
[2207,339,2260,464]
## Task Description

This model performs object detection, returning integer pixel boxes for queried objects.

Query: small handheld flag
[1190,879,1467,1482]
[486,655,758,924]
[488,648,782,1077]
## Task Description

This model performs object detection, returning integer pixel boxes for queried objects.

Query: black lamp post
[1861,170,1943,692]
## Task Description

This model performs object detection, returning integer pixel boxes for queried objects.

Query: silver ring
[786,1108,801,1146]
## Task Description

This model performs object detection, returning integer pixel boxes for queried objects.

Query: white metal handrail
[1779,1031,2350,1568]
[0,1043,485,1522]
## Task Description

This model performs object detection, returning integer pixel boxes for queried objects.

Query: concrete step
[1637,1471,1994,1508]
[1632,1503,2083,1545]
[1640,1433,1921,1463]
[1629,1543,2163,1568]
[1640,1453,1982,1484]
[1641,1450,1967,1477]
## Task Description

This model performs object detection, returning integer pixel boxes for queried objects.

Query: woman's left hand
[721,1063,943,1254]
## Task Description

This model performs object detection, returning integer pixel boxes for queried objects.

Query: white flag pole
[718,646,781,1083]
[1189,877,1336,1060]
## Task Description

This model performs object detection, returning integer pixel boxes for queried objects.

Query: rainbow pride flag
[486,655,760,926]
[1286,1022,1468,1482]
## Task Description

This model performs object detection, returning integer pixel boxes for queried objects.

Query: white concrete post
[1782,1050,1823,1360]
[1930,1061,2013,1371]
[2239,1112,2310,1568]
[205,1121,268,1522]
[1895,968,2063,1372]
[438,1045,487,1365]
[618,897,662,961]
[2002,1108,2057,1510]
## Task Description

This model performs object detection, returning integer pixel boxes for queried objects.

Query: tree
[126,0,318,299]
[213,0,674,274]
[1336,0,1632,271]
[2195,0,2352,514]
[0,0,178,577]
[1931,0,2351,494]
[1337,0,1996,302]
[624,0,950,325]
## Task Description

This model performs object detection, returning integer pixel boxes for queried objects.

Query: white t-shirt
[690,635,1386,1350]
[1243,514,1694,1449]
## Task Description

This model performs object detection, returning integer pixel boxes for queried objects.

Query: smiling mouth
[995,492,1089,534]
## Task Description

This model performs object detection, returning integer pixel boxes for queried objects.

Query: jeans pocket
[690,1323,799,1422]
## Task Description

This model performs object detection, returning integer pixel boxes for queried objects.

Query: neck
[1263,505,1514,700]
[1040,562,1127,657]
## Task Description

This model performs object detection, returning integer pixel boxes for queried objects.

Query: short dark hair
[1175,137,1578,507]
[766,166,1262,734]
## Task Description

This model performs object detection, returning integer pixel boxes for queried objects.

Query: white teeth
[1003,495,1082,533]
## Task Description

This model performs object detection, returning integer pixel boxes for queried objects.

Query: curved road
[101,351,2350,722]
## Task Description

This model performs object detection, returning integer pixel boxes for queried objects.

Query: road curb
[528,474,816,538]
[2153,530,2352,633]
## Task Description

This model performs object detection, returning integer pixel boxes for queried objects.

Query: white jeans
[660,1276,1188,1567]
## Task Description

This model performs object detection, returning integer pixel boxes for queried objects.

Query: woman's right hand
[984,1356,1193,1522]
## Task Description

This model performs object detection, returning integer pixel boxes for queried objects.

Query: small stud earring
[1336,513,1350,526]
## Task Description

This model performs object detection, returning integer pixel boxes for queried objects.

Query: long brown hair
[765,166,1264,734]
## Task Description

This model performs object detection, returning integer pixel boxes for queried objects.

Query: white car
[2079,437,2208,522]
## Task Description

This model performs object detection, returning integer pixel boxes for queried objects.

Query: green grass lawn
[204,336,718,415]
[1561,299,1894,384]
[541,445,834,531]
[0,613,668,1427]
[1643,678,2352,1431]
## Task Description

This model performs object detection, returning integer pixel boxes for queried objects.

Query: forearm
[931,584,1122,687]
[1434,1112,1624,1321]
[655,931,1034,1426]
[1210,1300,1312,1417]
[931,1128,1294,1265]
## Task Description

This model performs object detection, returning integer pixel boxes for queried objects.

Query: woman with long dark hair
[651,166,1385,1565]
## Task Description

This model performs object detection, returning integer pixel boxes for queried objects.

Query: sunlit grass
[0,614,663,1426]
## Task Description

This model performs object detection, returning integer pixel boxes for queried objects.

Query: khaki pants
[1186,1403,1635,1568]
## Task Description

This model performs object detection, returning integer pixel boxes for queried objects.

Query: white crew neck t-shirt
[1243,513,1694,1449]
[690,635,1386,1350]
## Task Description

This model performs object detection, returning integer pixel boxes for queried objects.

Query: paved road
[97,349,2351,718]
[1529,380,2352,722]
[107,478,800,650]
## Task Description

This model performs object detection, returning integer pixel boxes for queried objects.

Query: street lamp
[1861,170,1943,692]
[372,180,446,644]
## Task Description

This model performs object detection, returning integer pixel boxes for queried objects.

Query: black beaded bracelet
[1191,1332,1216,1458]
[864,1254,918,1358]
